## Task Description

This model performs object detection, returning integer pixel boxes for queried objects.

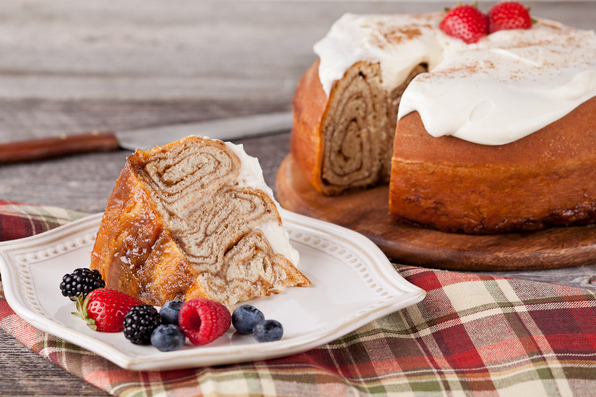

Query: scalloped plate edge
[0,211,426,370]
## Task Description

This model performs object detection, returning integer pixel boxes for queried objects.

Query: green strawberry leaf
[71,294,97,331]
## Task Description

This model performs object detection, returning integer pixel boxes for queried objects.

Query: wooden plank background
[0,1,595,395]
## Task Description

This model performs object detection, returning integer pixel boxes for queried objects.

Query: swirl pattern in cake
[91,136,310,309]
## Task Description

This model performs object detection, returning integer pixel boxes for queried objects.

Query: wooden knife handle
[0,131,120,164]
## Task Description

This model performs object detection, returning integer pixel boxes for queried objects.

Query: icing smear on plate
[314,13,596,145]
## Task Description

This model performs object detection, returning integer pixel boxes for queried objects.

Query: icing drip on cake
[314,13,596,145]
[224,141,300,266]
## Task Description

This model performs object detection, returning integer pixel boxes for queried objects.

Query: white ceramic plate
[0,209,426,371]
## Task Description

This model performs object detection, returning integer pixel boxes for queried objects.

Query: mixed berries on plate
[61,268,285,352]
[440,1,533,44]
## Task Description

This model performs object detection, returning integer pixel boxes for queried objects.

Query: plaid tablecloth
[1,200,596,396]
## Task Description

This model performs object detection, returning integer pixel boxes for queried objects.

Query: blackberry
[60,268,105,301]
[123,305,162,345]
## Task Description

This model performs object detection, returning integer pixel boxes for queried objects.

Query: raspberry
[60,268,105,301]
[178,299,231,345]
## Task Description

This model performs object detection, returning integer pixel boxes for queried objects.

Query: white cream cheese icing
[313,13,596,145]
[224,141,300,266]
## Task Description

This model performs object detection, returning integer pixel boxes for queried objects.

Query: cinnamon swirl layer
[91,136,309,309]
[291,60,425,195]
[316,62,385,194]
[134,137,240,218]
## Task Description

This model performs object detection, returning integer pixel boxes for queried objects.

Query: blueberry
[252,319,283,343]
[160,300,184,325]
[232,305,265,334]
[151,324,186,352]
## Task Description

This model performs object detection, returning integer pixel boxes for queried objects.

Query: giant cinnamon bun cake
[290,12,596,234]
[91,136,310,309]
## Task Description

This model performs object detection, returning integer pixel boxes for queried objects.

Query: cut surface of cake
[90,136,310,309]
[290,11,596,234]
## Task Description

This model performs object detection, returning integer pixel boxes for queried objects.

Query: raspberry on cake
[90,136,310,309]
[290,11,596,234]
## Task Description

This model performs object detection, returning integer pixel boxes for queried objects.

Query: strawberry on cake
[290,2,596,234]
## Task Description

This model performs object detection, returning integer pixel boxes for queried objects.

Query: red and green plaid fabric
[0,199,87,241]
[1,201,596,396]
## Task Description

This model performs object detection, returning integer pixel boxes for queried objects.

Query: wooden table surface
[0,1,595,395]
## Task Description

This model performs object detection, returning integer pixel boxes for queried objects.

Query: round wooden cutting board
[276,154,596,271]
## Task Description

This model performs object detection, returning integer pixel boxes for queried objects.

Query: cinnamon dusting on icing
[314,13,596,145]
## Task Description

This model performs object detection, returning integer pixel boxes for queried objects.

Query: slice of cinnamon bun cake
[91,136,310,310]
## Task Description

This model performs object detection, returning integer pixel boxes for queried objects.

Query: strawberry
[487,1,533,33]
[440,3,488,44]
[72,288,144,332]
[178,298,231,345]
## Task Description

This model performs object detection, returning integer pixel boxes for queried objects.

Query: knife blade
[0,111,293,164]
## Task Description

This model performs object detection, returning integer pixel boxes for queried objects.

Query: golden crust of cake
[389,96,596,234]
[90,160,207,304]
[290,60,327,194]
[91,136,310,309]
